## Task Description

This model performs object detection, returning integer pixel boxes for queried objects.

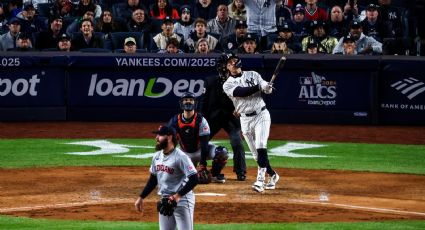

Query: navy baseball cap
[180,5,191,13]
[366,4,379,11]
[23,2,35,11]
[8,17,21,25]
[293,4,305,14]
[277,22,291,32]
[349,20,362,29]
[343,35,355,43]
[153,125,176,136]
[235,20,247,28]
[163,16,173,24]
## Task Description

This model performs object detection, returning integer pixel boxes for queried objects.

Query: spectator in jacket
[332,20,382,55]
[16,2,48,36]
[207,4,236,41]
[0,18,21,51]
[328,4,349,39]
[193,0,217,21]
[301,20,338,53]
[185,17,219,52]
[304,0,328,22]
[334,34,358,55]
[220,19,248,53]
[76,0,102,19]
[123,36,137,53]
[150,0,180,20]
[238,33,259,54]
[152,16,182,50]
[35,15,65,50]
[228,0,246,21]
[71,18,104,50]
[113,0,147,23]
[173,5,194,40]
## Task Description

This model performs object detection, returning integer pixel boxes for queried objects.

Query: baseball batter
[222,53,280,193]
[135,125,198,230]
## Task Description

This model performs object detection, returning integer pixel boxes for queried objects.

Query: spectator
[302,20,338,53]
[306,38,319,54]
[238,33,260,54]
[271,36,294,54]
[220,19,248,53]
[95,9,127,39]
[304,0,328,22]
[185,17,219,52]
[16,2,48,36]
[76,0,102,19]
[207,4,236,40]
[150,0,180,20]
[123,36,137,53]
[276,22,302,53]
[113,0,147,23]
[6,0,22,19]
[276,0,292,26]
[35,15,65,51]
[244,0,277,51]
[194,37,211,53]
[332,20,382,55]
[376,0,406,55]
[193,0,217,21]
[0,18,21,51]
[157,37,184,53]
[173,5,194,40]
[334,34,357,54]
[66,10,95,36]
[290,4,309,42]
[0,3,9,35]
[328,5,349,39]
[71,18,104,50]
[9,32,34,51]
[361,4,386,42]
[228,0,246,21]
[50,0,75,18]
[151,16,182,50]
[56,32,72,51]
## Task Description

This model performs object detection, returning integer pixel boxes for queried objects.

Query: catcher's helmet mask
[179,92,197,111]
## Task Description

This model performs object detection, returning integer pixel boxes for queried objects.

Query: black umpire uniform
[200,55,247,181]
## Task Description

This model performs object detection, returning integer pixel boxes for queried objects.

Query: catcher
[168,92,229,184]
[135,125,198,230]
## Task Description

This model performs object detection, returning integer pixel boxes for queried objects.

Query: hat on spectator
[153,125,176,137]
[8,18,21,25]
[277,22,292,32]
[59,33,71,41]
[349,20,362,29]
[163,16,173,24]
[307,39,318,49]
[49,14,63,24]
[293,4,305,14]
[366,4,379,11]
[180,5,191,14]
[17,32,31,40]
[241,33,258,43]
[124,37,136,45]
[23,2,35,11]
[343,35,355,43]
[235,20,247,28]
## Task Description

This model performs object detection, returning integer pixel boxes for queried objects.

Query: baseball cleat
[211,174,226,183]
[236,173,246,181]
[265,173,279,190]
[252,180,265,193]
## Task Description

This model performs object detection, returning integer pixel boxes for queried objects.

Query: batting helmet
[225,52,242,68]
[216,53,229,82]
[179,92,197,111]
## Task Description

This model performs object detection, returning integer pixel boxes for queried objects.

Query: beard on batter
[155,138,168,151]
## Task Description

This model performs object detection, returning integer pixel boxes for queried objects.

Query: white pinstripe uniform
[222,70,271,161]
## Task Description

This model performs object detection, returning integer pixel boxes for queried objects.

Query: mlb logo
[300,77,313,85]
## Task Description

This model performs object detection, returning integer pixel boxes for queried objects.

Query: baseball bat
[270,56,286,84]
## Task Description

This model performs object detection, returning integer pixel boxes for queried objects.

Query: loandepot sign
[87,74,204,97]
[65,140,328,159]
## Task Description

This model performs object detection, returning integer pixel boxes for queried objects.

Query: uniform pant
[159,197,195,230]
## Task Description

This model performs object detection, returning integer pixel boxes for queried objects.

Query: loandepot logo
[390,77,425,100]
[88,74,204,97]
[298,72,337,106]
[65,140,328,159]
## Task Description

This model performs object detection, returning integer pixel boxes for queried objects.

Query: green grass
[1,138,424,229]
[0,215,424,230]
[1,139,424,174]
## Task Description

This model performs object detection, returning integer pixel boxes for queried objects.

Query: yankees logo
[245,78,256,87]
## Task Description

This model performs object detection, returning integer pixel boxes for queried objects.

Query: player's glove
[260,81,273,94]
[197,165,212,184]
[157,196,177,216]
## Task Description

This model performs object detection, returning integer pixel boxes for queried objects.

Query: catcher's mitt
[157,196,177,216]
[197,165,211,184]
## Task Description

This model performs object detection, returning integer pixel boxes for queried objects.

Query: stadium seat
[37,3,52,17]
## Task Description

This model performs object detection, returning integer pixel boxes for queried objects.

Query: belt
[243,106,266,117]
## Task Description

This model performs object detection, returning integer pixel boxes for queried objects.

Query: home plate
[195,193,226,196]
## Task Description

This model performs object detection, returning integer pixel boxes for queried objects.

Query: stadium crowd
[0,0,423,55]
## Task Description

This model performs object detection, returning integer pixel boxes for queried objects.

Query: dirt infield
[1,122,425,223]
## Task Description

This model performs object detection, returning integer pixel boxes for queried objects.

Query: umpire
[200,54,247,181]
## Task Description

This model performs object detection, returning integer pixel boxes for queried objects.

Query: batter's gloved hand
[197,165,212,184]
[260,81,273,94]
[157,196,177,216]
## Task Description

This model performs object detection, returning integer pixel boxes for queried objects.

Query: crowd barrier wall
[0,52,424,125]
